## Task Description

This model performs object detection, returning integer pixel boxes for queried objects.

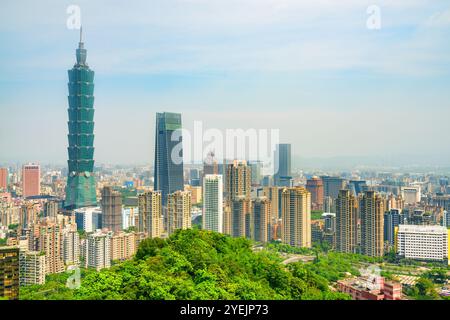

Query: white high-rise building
[85,230,112,271]
[63,230,80,266]
[122,207,138,230]
[74,207,102,232]
[397,224,448,263]
[203,174,223,233]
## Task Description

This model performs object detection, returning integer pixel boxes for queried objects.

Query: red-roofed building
[337,276,402,300]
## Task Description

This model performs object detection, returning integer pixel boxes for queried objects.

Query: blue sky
[1,0,450,166]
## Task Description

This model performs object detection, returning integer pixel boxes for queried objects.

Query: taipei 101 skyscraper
[65,28,97,209]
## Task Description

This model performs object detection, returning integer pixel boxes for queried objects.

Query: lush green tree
[384,249,397,263]
[414,278,440,300]
[19,272,78,300]
[422,268,448,284]
[21,229,352,300]
[265,241,315,255]
[77,230,86,239]
[135,237,167,260]
[125,226,137,233]
[313,241,331,253]
[311,211,324,220]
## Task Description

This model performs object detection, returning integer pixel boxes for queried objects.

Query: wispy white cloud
[1,0,449,77]
[1,0,450,164]
[425,7,450,27]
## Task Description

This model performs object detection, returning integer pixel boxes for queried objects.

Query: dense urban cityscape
[0,0,450,319]
[0,26,450,300]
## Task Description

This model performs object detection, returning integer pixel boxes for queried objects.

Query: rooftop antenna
[76,25,86,65]
[79,25,83,44]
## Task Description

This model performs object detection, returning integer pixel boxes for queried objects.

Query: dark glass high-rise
[154,112,184,206]
[274,143,292,187]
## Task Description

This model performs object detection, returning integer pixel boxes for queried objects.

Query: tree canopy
[20,229,350,300]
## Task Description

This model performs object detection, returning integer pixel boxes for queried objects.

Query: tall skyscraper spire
[65,29,97,210]
[76,26,86,66]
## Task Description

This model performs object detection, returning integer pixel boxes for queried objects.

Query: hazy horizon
[1,1,450,167]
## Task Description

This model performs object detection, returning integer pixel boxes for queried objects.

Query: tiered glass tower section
[65,28,97,209]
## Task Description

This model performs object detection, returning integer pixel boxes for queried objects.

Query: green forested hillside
[20,229,350,300]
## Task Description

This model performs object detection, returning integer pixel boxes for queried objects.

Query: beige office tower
[223,204,232,236]
[101,186,123,233]
[138,191,162,238]
[356,193,363,247]
[185,185,202,205]
[27,224,40,252]
[231,196,251,238]
[335,189,358,253]
[360,191,385,257]
[252,197,271,243]
[20,202,40,229]
[38,222,65,274]
[167,190,192,236]
[62,229,80,266]
[281,187,311,248]
[262,186,280,220]
[110,232,136,261]
[225,160,251,202]
[387,194,404,211]
[19,250,46,286]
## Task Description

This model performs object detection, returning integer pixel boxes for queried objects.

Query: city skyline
[2,1,450,305]
[1,1,450,167]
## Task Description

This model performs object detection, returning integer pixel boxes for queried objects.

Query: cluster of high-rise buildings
[182,138,312,248]
[309,177,449,263]
[1,32,450,301]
